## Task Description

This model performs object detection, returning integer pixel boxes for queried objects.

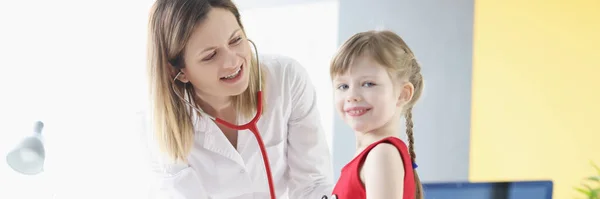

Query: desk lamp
[6,121,45,175]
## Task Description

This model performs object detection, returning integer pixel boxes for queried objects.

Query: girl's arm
[362,143,406,199]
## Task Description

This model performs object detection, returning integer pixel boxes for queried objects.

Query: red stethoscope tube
[214,91,276,199]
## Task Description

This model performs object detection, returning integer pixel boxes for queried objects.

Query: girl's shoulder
[360,136,416,199]
[358,137,410,160]
[367,137,409,154]
[362,137,410,169]
[344,137,411,170]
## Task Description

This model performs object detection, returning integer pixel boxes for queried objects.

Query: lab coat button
[240,169,245,173]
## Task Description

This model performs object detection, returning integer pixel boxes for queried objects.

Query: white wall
[240,1,339,153]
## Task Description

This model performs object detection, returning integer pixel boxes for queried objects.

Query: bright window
[0,1,154,198]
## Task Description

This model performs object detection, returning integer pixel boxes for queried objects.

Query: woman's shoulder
[259,54,312,97]
[259,54,308,79]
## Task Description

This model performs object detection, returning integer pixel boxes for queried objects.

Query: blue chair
[422,180,553,199]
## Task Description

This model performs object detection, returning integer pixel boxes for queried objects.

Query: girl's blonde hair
[330,30,425,199]
[147,0,264,163]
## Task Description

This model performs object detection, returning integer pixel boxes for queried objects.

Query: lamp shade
[6,121,45,175]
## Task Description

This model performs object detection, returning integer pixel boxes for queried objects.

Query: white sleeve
[140,111,210,199]
[281,57,334,199]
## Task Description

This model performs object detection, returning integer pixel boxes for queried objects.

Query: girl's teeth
[350,110,365,114]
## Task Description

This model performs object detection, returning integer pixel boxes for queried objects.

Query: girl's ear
[397,82,415,107]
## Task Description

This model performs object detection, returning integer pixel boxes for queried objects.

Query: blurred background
[0,0,598,198]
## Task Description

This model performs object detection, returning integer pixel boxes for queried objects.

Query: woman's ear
[175,70,190,83]
[397,82,415,107]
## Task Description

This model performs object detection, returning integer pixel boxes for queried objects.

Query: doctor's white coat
[144,55,334,199]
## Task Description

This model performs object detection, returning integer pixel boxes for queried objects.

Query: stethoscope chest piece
[322,194,337,199]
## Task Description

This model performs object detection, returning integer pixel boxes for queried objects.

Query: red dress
[329,136,416,199]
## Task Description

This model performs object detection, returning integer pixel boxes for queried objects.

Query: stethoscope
[172,39,276,199]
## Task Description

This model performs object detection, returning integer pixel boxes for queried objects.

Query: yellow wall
[470,0,600,199]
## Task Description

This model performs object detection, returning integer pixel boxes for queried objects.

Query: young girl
[328,30,425,199]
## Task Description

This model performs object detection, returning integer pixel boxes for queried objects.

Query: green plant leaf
[591,188,599,199]
[575,187,591,195]
[587,176,600,183]
[591,161,600,175]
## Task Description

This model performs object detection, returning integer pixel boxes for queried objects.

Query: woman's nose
[221,49,240,69]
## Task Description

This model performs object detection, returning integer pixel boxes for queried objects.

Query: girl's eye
[362,82,376,87]
[337,84,349,90]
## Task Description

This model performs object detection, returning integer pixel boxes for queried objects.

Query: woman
[145,0,333,198]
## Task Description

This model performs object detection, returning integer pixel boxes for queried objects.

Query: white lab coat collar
[189,102,249,167]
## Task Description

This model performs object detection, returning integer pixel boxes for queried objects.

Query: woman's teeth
[221,68,241,79]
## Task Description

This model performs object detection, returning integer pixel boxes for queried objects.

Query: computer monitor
[422,180,553,199]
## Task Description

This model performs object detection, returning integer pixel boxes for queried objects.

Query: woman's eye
[362,82,376,87]
[230,36,243,45]
[202,52,216,61]
[337,84,349,90]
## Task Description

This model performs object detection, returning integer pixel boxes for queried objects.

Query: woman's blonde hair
[147,0,264,163]
[330,30,425,199]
